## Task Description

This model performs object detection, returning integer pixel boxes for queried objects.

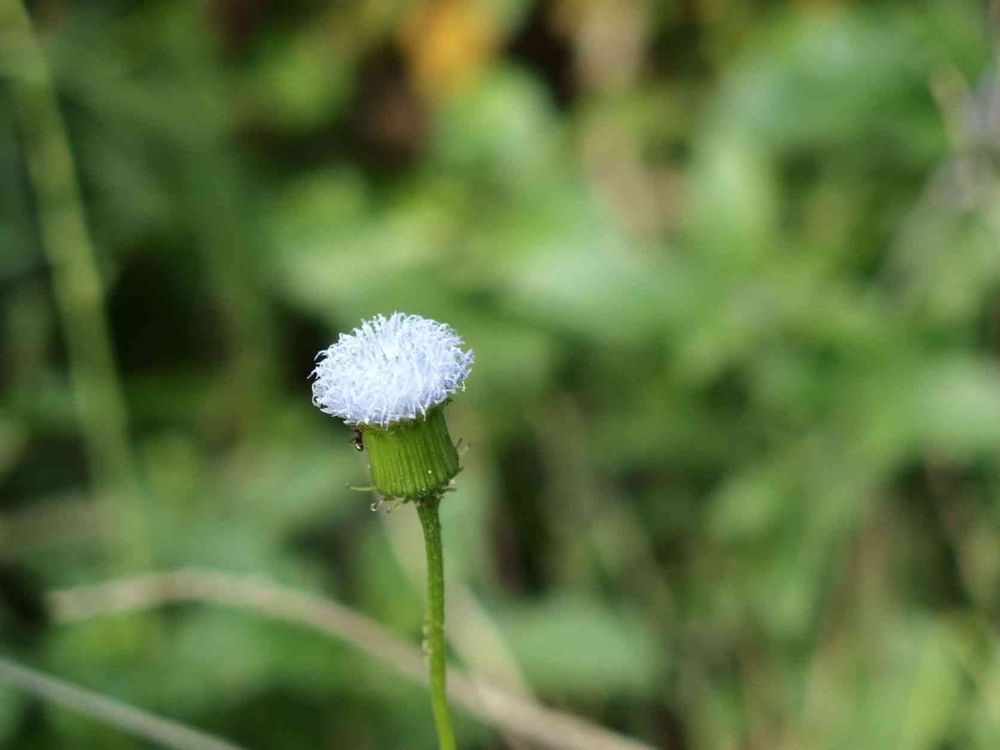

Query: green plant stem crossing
[1,0,150,574]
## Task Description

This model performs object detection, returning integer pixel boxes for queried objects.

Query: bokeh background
[3,0,1000,748]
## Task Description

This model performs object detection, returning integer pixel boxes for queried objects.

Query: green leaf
[492,594,661,696]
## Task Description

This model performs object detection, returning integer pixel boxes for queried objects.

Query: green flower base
[361,407,459,500]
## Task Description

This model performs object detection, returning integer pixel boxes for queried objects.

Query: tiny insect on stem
[350,429,364,452]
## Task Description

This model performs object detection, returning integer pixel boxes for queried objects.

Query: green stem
[416,495,456,750]
[1,0,150,574]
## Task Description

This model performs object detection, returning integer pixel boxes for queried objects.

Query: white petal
[311,313,474,428]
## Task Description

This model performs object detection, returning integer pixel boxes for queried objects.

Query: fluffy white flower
[311,313,474,428]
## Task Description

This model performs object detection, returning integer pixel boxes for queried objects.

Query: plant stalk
[416,495,457,750]
[1,0,150,574]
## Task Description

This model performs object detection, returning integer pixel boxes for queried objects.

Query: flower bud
[311,313,473,499]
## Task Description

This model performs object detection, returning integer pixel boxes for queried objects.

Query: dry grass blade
[0,655,243,750]
[49,569,658,750]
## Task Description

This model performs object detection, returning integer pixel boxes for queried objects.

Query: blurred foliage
[3,0,1000,748]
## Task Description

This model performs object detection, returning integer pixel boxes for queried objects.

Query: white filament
[311,313,474,427]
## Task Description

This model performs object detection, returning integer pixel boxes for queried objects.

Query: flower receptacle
[361,407,459,500]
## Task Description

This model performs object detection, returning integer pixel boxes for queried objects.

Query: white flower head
[311,313,474,428]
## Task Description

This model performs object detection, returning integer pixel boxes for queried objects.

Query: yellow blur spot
[401,0,499,100]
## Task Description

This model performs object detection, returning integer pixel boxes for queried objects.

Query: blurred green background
[3,0,1000,748]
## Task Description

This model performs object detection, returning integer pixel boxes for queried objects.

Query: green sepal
[361,407,460,500]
